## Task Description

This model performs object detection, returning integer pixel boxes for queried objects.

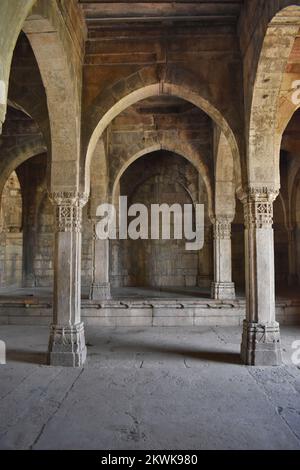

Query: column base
[211,282,235,300]
[48,322,87,367]
[241,320,282,366]
[89,282,111,300]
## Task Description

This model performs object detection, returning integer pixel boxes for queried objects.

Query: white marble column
[241,187,282,366]
[89,219,111,300]
[48,191,88,367]
[211,217,235,300]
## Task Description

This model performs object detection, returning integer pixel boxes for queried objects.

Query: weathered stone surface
[1,0,300,374]
[48,322,87,367]
[1,325,300,450]
[241,320,282,366]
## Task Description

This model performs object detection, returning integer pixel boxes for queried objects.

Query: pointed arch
[248,5,300,188]
[110,141,213,218]
[0,136,46,201]
[22,0,85,191]
[0,0,36,128]
[83,65,243,195]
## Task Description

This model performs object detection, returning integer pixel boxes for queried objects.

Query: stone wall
[1,0,300,304]
[0,156,93,289]
[110,151,212,288]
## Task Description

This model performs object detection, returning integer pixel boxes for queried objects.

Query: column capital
[49,191,88,206]
[49,191,88,233]
[213,216,233,239]
[239,186,279,203]
[241,186,279,229]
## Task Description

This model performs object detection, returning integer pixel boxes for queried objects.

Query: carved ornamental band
[49,192,88,233]
[213,218,232,240]
[242,187,278,229]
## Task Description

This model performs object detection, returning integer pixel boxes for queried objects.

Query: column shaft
[211,218,235,300]
[241,187,281,366]
[48,192,88,367]
[89,220,111,300]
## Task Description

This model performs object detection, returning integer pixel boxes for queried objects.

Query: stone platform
[0,287,299,327]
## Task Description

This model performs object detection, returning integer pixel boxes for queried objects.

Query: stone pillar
[241,187,282,366]
[287,226,298,286]
[89,219,111,300]
[211,217,235,300]
[48,191,88,367]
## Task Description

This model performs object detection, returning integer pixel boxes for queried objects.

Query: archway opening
[276,109,300,307]
[0,170,22,288]
[85,76,242,195]
[0,152,51,291]
[110,150,212,298]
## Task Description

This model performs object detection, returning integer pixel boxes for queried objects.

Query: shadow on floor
[7,344,241,366]
[7,349,47,365]
[87,336,242,365]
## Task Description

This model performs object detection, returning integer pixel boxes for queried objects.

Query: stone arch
[0,136,46,201]
[110,142,213,218]
[248,5,300,188]
[83,65,243,194]
[0,0,36,128]
[22,0,84,191]
[8,48,51,149]
[0,170,22,232]
[130,172,197,209]
[0,0,84,190]
[111,150,205,289]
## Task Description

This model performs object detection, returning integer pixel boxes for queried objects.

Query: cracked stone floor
[0,325,300,450]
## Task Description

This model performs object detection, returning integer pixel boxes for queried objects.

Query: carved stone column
[211,217,235,300]
[241,187,282,366]
[48,191,88,367]
[89,219,111,300]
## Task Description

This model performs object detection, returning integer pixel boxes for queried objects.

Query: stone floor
[0,286,216,300]
[0,285,299,301]
[0,325,300,450]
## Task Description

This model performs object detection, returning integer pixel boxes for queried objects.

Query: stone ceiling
[79,1,245,33]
